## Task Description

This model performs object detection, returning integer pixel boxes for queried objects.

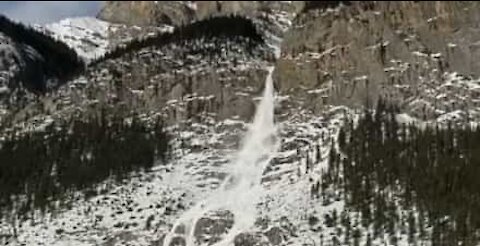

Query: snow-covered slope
[1,95,350,246]
[39,17,110,61]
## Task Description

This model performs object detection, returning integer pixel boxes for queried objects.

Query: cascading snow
[164,66,278,246]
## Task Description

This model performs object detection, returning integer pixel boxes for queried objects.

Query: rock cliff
[276,1,480,122]
[98,1,304,27]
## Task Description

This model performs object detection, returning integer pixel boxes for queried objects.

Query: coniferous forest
[1,14,261,94]
[0,15,84,92]
[0,111,170,221]
[91,15,264,65]
[321,99,480,245]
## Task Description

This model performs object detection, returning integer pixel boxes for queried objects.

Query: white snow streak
[163,66,278,246]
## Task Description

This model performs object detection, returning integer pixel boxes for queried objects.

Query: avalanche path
[163,66,279,246]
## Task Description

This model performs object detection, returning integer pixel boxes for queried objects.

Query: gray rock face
[193,210,234,245]
[233,232,270,246]
[4,2,304,129]
[8,1,480,134]
[37,40,272,125]
[98,1,304,27]
[263,227,285,245]
[276,1,480,121]
[97,1,159,26]
[167,236,186,246]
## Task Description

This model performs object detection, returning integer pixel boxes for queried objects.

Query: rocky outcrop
[97,1,160,26]
[233,232,270,246]
[193,210,234,245]
[98,1,480,123]
[9,33,272,127]
[6,1,480,130]
[98,1,304,27]
[3,2,304,129]
[276,1,480,121]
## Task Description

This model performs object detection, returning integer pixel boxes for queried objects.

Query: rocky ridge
[276,1,480,124]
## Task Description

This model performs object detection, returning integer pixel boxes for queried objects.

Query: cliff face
[276,1,480,122]
[98,1,304,27]
[5,1,480,129]
[98,1,187,26]
[4,16,285,129]
[5,2,303,128]
[97,1,480,123]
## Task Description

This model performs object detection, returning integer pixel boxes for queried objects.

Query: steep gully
[163,66,279,246]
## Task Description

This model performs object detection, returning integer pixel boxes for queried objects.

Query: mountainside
[98,1,304,29]
[0,16,85,90]
[276,1,480,124]
[0,15,87,128]
[37,17,110,61]
[2,1,480,246]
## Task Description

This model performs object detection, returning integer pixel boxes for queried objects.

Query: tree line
[0,15,85,92]
[320,98,480,245]
[0,110,170,221]
[1,14,265,94]
[90,15,264,66]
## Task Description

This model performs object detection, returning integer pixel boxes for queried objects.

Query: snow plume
[163,66,278,246]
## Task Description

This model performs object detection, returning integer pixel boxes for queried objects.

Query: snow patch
[42,17,110,61]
